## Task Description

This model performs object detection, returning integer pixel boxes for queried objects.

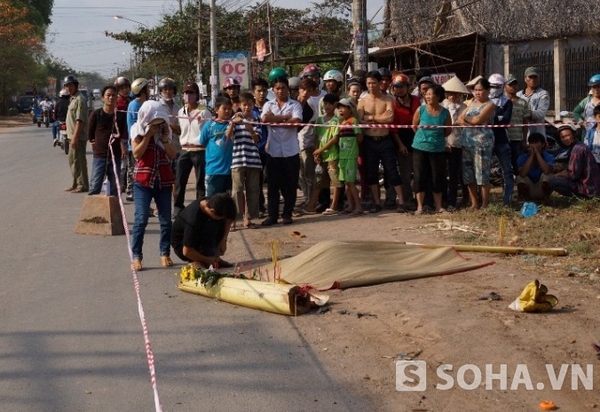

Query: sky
[46,0,385,78]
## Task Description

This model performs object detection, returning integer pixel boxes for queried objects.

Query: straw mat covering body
[263,241,493,290]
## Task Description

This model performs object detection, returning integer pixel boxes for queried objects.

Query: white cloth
[130,100,172,151]
[261,98,303,157]
[178,106,212,146]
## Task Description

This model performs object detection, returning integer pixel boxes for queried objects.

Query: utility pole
[352,0,368,72]
[210,0,218,106]
[197,0,203,85]
[267,1,274,67]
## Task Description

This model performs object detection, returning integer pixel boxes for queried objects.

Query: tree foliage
[105,1,352,87]
[0,0,46,113]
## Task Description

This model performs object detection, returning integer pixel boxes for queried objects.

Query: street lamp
[113,15,148,27]
[113,15,156,94]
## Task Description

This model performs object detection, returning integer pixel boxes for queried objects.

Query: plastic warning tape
[108,141,163,412]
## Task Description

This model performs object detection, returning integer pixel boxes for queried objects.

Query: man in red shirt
[114,77,132,199]
[391,73,420,209]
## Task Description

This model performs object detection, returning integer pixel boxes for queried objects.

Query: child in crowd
[347,80,363,104]
[336,98,364,215]
[296,78,318,208]
[199,96,234,196]
[227,92,262,229]
[302,93,341,215]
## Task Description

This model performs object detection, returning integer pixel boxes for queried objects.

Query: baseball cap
[183,82,199,94]
[524,67,539,77]
[418,76,434,85]
[504,74,518,85]
[337,98,356,109]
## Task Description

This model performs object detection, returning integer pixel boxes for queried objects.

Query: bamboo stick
[403,242,568,256]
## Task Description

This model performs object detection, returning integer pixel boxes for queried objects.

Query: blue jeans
[493,143,514,205]
[131,180,173,260]
[52,121,59,140]
[89,157,120,196]
[547,176,576,197]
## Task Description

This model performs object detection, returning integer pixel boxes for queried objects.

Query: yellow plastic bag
[509,280,559,312]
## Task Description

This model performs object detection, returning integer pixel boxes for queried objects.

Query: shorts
[462,143,492,186]
[338,157,358,183]
[314,160,343,190]
[205,174,232,196]
[516,175,549,200]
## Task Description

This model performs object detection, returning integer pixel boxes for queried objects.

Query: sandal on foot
[322,208,338,215]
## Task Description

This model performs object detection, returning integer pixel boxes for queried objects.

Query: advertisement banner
[218,51,250,90]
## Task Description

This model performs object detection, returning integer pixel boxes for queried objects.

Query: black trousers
[266,153,300,220]
[174,150,206,210]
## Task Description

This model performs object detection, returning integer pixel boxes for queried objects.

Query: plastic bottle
[520,201,538,218]
[102,178,111,196]
[315,164,323,175]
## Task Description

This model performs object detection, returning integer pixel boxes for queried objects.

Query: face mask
[183,93,196,104]
[489,87,503,99]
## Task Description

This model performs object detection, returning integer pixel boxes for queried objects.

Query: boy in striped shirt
[227,92,263,229]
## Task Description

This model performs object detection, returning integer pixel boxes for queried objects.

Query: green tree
[0,0,46,113]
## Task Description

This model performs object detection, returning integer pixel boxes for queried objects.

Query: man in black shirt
[87,86,121,196]
[171,193,236,268]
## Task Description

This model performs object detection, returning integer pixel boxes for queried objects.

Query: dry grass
[422,191,600,277]
[0,114,32,128]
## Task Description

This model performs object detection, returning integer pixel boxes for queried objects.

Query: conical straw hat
[465,75,483,88]
[442,76,470,94]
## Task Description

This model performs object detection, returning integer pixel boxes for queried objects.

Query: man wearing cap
[517,67,549,136]
[505,74,531,172]
[416,76,434,105]
[64,75,89,193]
[174,82,213,215]
[53,89,70,146]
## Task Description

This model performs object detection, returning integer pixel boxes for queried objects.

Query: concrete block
[74,195,125,236]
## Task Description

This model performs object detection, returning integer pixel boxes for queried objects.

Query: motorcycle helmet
[377,67,392,79]
[488,73,505,88]
[222,77,240,89]
[323,70,343,83]
[63,75,79,86]
[391,74,410,86]
[288,76,301,90]
[131,78,149,95]
[300,64,320,78]
[268,67,288,83]
[114,76,131,88]
[588,74,600,87]
[158,77,177,93]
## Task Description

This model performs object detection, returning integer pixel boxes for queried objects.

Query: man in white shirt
[261,77,303,226]
[174,82,212,215]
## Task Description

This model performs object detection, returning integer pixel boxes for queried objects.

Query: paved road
[0,125,370,411]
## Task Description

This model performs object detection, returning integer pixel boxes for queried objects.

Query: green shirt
[66,91,88,141]
[507,97,530,142]
[316,115,339,162]
[338,117,361,160]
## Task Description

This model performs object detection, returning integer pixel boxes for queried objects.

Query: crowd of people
[55,65,600,270]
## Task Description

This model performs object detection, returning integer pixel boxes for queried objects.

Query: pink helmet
[222,77,240,89]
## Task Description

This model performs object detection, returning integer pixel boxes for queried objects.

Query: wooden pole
[404,242,568,256]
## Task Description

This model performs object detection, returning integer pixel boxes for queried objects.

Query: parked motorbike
[55,121,69,155]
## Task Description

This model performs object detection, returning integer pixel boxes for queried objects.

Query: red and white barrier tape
[108,142,163,412]
[116,108,589,130]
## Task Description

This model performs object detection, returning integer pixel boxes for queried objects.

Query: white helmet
[488,73,505,88]
[131,78,149,95]
[323,69,343,83]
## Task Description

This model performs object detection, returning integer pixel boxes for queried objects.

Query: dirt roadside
[10,118,596,411]
[0,114,33,128]
[226,210,600,412]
